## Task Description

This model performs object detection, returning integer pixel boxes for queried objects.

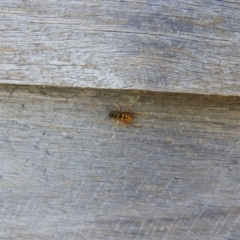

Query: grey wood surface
[1,0,240,96]
[0,84,240,239]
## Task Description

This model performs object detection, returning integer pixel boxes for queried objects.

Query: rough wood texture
[0,84,240,239]
[1,0,240,96]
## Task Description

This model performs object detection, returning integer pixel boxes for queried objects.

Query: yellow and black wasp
[105,102,134,127]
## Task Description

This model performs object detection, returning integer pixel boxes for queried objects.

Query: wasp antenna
[106,105,109,113]
[106,105,118,112]
[106,105,112,113]
[116,102,120,111]
[111,105,118,110]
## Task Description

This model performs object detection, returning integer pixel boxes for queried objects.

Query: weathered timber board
[0,84,240,239]
[0,0,240,96]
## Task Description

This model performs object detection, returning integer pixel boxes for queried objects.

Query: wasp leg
[120,121,129,128]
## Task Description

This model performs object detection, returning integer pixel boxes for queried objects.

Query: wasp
[105,102,134,127]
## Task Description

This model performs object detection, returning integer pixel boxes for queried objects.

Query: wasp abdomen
[106,103,134,126]
[119,113,132,123]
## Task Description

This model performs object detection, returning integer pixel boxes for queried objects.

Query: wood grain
[0,84,240,239]
[0,0,240,96]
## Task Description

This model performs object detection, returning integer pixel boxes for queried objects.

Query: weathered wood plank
[0,1,240,96]
[0,84,240,239]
